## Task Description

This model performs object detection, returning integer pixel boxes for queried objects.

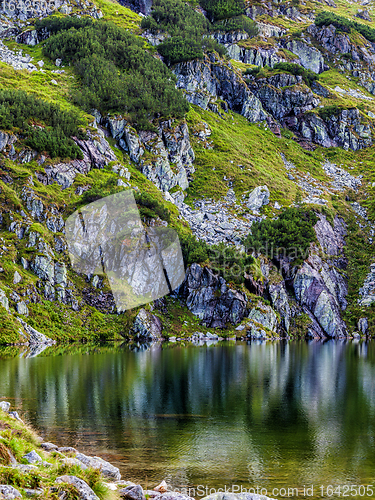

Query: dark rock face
[179,264,247,328]
[118,0,152,14]
[173,56,278,130]
[249,73,320,122]
[292,214,349,338]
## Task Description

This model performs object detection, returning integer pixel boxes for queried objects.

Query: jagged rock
[17,318,55,345]
[16,301,29,316]
[75,453,121,480]
[130,308,163,340]
[0,40,37,71]
[44,131,116,189]
[249,73,320,122]
[248,302,278,332]
[13,271,22,284]
[16,28,49,46]
[269,282,291,332]
[120,485,144,500]
[358,317,368,334]
[179,264,247,328]
[0,485,22,499]
[356,9,371,21]
[293,252,347,338]
[287,108,373,151]
[8,411,22,422]
[314,214,347,258]
[55,476,99,500]
[118,0,152,15]
[285,39,326,74]
[247,185,270,211]
[0,130,9,151]
[173,55,272,124]
[22,451,42,464]
[0,289,9,311]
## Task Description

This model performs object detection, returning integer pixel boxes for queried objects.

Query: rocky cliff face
[177,213,349,339]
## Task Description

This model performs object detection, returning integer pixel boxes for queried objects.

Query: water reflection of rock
[0,341,374,490]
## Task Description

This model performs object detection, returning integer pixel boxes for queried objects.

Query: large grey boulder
[130,308,163,341]
[179,264,247,328]
[0,401,11,412]
[0,485,22,499]
[55,476,99,500]
[22,451,42,464]
[75,453,121,481]
[247,186,270,211]
[120,484,144,500]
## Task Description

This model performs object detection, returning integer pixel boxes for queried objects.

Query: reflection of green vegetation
[1,342,375,495]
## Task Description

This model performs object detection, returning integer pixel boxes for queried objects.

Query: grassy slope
[1,0,375,341]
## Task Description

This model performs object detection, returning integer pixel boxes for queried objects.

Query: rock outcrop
[179,263,247,328]
[130,308,163,341]
[173,55,272,124]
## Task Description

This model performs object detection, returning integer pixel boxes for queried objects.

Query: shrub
[158,36,204,64]
[209,242,254,284]
[212,15,258,36]
[0,90,84,159]
[38,18,189,128]
[318,104,343,120]
[243,66,261,76]
[134,191,171,222]
[243,207,318,261]
[141,0,209,39]
[315,11,375,43]
[199,0,245,22]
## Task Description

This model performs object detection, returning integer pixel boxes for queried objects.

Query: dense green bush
[158,36,204,64]
[0,89,84,159]
[179,235,253,284]
[209,242,254,283]
[180,233,209,266]
[38,17,189,128]
[134,191,171,222]
[315,11,375,43]
[141,0,209,38]
[273,62,319,86]
[317,104,343,120]
[244,207,318,261]
[141,0,227,64]
[199,0,245,21]
[212,15,258,36]
[243,65,261,76]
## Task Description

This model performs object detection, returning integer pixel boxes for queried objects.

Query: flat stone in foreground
[76,452,121,480]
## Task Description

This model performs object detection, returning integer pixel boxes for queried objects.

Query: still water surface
[0,341,375,499]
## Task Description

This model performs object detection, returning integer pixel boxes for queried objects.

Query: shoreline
[0,401,276,500]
